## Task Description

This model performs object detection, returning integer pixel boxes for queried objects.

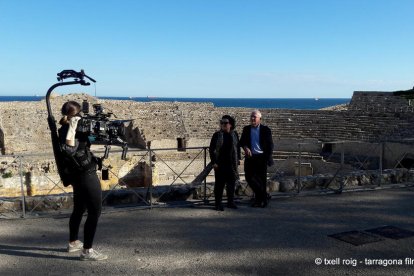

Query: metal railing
[270,140,414,196]
[0,146,212,218]
[1,140,414,219]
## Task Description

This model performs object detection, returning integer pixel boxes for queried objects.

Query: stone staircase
[349,91,412,112]
[171,101,414,146]
[273,151,323,161]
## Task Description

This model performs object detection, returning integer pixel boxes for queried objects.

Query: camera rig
[77,100,131,159]
[46,70,130,185]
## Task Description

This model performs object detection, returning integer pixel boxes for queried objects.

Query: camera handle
[57,69,96,83]
[121,143,128,160]
[104,145,111,159]
[103,143,128,160]
[46,69,95,127]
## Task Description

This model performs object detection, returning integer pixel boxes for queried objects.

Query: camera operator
[58,100,107,261]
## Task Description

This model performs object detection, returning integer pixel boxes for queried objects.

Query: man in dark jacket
[239,110,274,207]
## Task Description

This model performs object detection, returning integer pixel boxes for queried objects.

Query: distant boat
[314,97,319,101]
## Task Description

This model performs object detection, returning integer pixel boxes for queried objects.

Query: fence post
[203,147,208,204]
[340,143,345,190]
[297,143,301,193]
[149,148,153,208]
[18,156,26,218]
[379,142,383,187]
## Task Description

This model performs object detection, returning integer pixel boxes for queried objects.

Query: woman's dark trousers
[69,171,102,249]
[214,167,236,208]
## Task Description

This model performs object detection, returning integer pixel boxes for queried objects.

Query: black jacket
[209,130,241,166]
[58,124,96,173]
[239,124,274,166]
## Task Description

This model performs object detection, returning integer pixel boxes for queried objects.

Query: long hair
[59,101,81,125]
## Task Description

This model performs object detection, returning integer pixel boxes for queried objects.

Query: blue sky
[1,0,413,98]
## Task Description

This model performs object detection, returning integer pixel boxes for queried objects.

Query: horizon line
[0,95,352,99]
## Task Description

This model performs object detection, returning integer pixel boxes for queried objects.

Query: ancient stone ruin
[1,89,414,205]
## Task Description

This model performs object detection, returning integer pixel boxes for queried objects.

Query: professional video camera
[77,100,130,144]
[76,100,132,159]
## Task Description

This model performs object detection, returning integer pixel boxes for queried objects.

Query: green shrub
[2,172,13,178]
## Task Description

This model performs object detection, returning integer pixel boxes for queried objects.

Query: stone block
[267,180,280,192]
[300,177,316,189]
[294,162,313,176]
[279,178,296,192]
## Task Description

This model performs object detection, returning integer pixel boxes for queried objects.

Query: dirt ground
[1,187,414,275]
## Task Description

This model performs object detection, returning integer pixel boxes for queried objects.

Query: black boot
[215,204,224,211]
[261,193,271,208]
[227,202,238,209]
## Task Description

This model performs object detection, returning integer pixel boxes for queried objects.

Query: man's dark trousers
[244,154,267,204]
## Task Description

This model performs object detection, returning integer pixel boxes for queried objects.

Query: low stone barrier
[270,168,414,192]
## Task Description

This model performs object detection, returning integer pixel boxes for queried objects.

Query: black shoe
[227,203,238,209]
[261,194,271,208]
[215,205,224,211]
[250,201,261,207]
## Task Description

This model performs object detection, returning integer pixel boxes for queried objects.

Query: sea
[0,96,350,110]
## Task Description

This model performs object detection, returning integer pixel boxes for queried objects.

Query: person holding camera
[59,101,107,261]
[209,115,241,211]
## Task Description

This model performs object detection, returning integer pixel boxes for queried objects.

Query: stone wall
[2,91,414,155]
[349,91,412,112]
[0,155,72,197]
[2,90,414,197]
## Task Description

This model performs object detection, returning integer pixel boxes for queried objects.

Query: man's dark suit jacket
[239,124,274,166]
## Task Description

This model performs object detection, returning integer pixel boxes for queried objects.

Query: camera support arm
[46,69,96,127]
[46,70,96,186]
[46,81,86,131]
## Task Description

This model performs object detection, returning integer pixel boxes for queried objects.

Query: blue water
[0,96,350,110]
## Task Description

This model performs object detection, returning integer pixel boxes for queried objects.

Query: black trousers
[69,170,102,249]
[244,154,267,203]
[214,166,236,207]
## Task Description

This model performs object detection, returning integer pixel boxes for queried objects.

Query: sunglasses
[220,121,230,125]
